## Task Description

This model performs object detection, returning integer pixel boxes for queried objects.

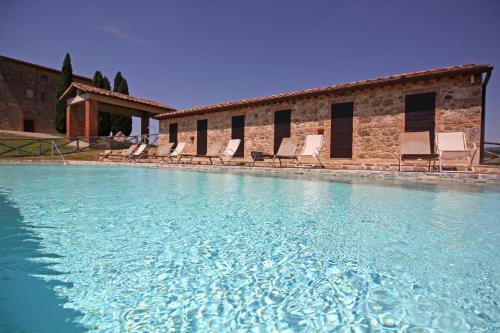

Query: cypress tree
[92,71,112,135]
[54,53,73,133]
[110,72,132,136]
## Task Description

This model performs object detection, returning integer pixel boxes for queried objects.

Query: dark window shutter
[274,110,291,154]
[197,119,208,155]
[231,115,245,157]
[405,92,436,151]
[331,102,353,158]
[169,123,178,150]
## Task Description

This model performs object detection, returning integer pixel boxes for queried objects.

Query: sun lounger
[221,139,241,164]
[165,142,186,163]
[436,132,477,172]
[296,135,324,167]
[399,131,438,171]
[96,149,112,161]
[121,144,139,161]
[128,144,148,162]
[156,142,175,163]
[181,141,224,164]
[271,138,298,167]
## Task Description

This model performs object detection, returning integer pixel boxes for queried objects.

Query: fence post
[39,139,42,155]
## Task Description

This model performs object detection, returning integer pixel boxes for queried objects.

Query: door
[23,119,35,132]
[274,110,291,154]
[169,123,178,149]
[405,92,436,151]
[197,119,208,155]
[331,102,353,158]
[231,115,245,157]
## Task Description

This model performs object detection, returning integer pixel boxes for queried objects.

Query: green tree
[54,53,73,133]
[92,71,112,135]
[110,72,132,136]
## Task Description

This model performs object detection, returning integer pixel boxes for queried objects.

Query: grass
[0,134,81,157]
[0,149,104,161]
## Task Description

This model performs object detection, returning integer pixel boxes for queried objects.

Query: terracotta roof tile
[156,64,492,119]
[60,82,176,112]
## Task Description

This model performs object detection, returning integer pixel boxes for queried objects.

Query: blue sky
[1,0,499,140]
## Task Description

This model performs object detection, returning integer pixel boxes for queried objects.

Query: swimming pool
[0,165,498,332]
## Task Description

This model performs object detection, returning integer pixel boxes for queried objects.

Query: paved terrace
[1,159,499,186]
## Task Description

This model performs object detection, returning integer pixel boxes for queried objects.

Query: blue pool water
[0,165,499,332]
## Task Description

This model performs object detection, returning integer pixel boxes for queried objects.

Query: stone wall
[0,56,90,134]
[159,74,483,170]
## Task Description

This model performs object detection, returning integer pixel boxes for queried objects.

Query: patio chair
[271,138,298,167]
[166,142,186,163]
[399,132,439,171]
[182,141,224,165]
[156,142,175,163]
[96,149,112,161]
[121,144,139,161]
[296,135,324,168]
[221,139,241,164]
[436,132,477,172]
[128,144,148,162]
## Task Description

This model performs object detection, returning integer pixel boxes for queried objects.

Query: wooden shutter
[405,92,436,151]
[197,119,208,155]
[23,119,35,132]
[231,115,245,157]
[274,110,291,154]
[169,123,178,149]
[331,102,353,158]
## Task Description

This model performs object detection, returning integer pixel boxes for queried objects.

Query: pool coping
[1,159,499,186]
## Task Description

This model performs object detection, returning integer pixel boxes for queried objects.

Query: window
[40,92,46,102]
[231,115,245,157]
[25,89,34,99]
[331,102,354,158]
[196,119,208,155]
[169,123,178,150]
[405,92,436,151]
[274,110,291,154]
[23,119,35,132]
[40,74,49,84]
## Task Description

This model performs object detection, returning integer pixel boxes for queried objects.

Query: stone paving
[1,159,499,186]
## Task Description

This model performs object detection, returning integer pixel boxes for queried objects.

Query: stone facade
[0,55,90,134]
[158,73,485,170]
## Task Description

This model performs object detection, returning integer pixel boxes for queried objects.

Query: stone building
[156,64,493,170]
[0,55,91,134]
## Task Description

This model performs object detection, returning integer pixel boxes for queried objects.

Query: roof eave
[155,64,493,120]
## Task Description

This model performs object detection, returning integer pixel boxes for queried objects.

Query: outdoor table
[251,151,274,166]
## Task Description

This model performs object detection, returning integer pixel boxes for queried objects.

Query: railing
[51,140,67,166]
[0,133,160,158]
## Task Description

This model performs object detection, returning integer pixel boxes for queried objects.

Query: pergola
[59,82,175,140]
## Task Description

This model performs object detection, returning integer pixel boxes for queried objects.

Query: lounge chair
[165,142,186,163]
[156,142,175,163]
[399,132,439,171]
[121,144,139,161]
[271,138,298,167]
[182,141,224,164]
[296,135,324,167]
[436,132,477,172]
[96,149,112,161]
[128,144,148,162]
[221,139,241,164]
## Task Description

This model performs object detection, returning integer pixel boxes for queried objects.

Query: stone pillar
[66,104,80,139]
[66,105,72,139]
[84,100,98,141]
[141,116,149,135]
